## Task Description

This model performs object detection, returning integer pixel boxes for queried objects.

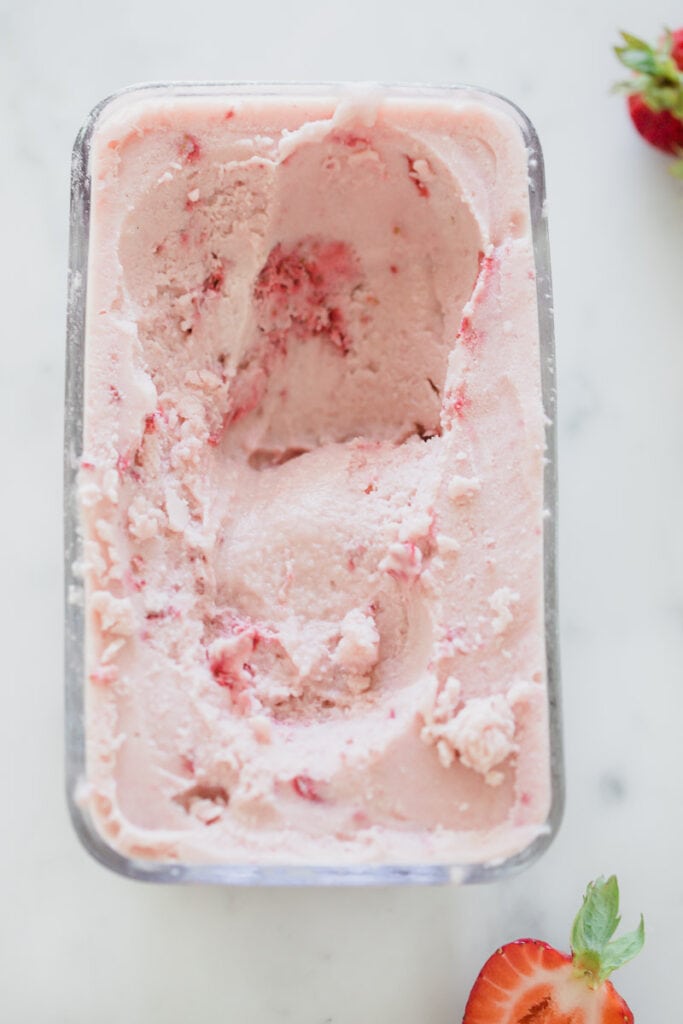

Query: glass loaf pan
[64,82,562,885]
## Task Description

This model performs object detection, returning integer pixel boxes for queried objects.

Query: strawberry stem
[570,876,645,985]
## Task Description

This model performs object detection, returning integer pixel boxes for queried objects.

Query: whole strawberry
[614,28,683,174]
[462,876,644,1024]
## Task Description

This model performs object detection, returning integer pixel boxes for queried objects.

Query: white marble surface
[2,0,682,1019]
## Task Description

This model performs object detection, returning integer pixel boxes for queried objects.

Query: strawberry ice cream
[74,85,554,869]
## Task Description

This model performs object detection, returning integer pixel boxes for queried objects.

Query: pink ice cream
[77,86,552,867]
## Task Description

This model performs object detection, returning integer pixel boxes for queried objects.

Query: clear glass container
[64,82,562,885]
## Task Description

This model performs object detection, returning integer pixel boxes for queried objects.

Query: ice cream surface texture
[76,85,553,868]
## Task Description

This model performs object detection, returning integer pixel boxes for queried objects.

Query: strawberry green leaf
[571,876,620,956]
[598,917,645,980]
[619,30,651,50]
[570,876,644,984]
[615,49,659,76]
[642,80,679,111]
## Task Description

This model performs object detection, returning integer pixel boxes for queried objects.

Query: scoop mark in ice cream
[79,91,550,865]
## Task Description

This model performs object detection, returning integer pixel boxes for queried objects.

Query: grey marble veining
[2,0,682,1019]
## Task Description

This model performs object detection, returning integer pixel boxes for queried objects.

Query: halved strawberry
[462,876,644,1024]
